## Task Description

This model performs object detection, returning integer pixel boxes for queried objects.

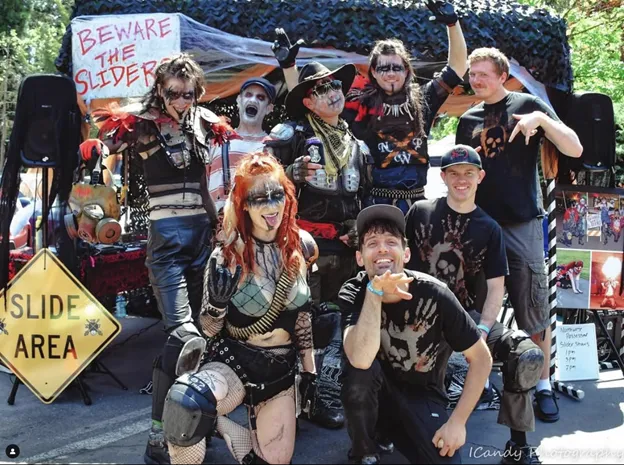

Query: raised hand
[291,155,323,183]
[370,271,414,300]
[272,27,305,69]
[425,0,458,26]
[207,256,242,309]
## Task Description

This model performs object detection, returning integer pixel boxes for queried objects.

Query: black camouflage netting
[56,0,573,92]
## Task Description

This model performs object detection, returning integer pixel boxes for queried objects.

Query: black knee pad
[162,322,202,377]
[152,355,175,422]
[163,373,218,447]
[498,330,544,393]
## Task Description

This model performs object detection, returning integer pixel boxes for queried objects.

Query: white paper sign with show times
[72,14,181,100]
[556,323,600,382]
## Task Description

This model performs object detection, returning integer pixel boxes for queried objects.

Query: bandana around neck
[306,112,353,177]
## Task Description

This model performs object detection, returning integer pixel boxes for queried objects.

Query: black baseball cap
[440,144,482,170]
[240,77,277,103]
[356,204,406,238]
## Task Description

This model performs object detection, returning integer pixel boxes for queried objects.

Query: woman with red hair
[163,152,318,465]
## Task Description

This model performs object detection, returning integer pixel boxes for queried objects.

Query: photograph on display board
[586,193,622,251]
[556,190,589,249]
[589,251,624,310]
[556,249,591,309]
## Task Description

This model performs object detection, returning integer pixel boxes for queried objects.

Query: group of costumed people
[77,0,586,463]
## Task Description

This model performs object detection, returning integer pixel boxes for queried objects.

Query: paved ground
[1,315,623,464]
[557,278,590,309]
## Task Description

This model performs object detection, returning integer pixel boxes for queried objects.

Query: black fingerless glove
[207,256,242,309]
[426,0,458,26]
[272,27,304,69]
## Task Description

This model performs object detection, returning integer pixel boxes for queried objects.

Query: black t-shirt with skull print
[405,198,509,311]
[456,92,560,224]
[338,269,480,401]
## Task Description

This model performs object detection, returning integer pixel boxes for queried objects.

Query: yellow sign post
[0,249,121,404]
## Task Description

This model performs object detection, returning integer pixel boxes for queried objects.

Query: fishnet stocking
[196,362,245,415]
[251,386,295,462]
[217,416,253,463]
[169,440,205,465]
[199,311,225,338]
[294,310,314,351]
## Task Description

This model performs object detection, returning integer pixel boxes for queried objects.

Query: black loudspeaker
[564,92,616,171]
[14,74,81,167]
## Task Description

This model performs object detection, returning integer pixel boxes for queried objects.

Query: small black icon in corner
[6,444,20,459]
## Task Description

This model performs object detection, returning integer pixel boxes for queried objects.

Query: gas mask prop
[66,153,121,244]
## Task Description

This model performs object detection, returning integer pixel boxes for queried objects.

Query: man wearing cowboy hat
[266,60,371,430]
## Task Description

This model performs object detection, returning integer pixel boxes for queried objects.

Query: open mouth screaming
[245,104,259,118]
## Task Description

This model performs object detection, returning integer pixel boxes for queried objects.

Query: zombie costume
[208,78,276,213]
[88,92,235,465]
[456,92,559,335]
[343,66,462,213]
[406,197,544,434]
[162,231,316,465]
[339,270,481,463]
[266,62,367,429]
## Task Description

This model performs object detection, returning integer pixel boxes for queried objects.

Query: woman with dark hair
[78,53,237,464]
[343,0,467,214]
[163,153,318,465]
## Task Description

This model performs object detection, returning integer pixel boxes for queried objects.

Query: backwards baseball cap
[356,204,406,238]
[440,144,482,170]
[240,77,277,103]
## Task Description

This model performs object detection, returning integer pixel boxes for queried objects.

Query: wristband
[367,281,384,296]
[477,324,491,336]
[447,23,457,27]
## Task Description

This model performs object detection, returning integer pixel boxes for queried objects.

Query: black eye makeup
[165,88,195,102]
[375,64,406,73]
[246,182,286,208]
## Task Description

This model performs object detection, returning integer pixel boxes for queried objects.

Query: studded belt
[370,187,425,200]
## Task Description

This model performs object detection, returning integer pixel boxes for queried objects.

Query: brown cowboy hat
[285,61,356,120]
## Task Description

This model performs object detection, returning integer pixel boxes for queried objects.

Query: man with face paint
[340,0,467,214]
[208,78,277,213]
[266,58,370,430]
[79,54,237,465]
[456,48,583,437]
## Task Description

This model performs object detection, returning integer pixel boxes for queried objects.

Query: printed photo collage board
[556,185,624,311]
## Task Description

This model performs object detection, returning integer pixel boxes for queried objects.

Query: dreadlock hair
[366,38,426,137]
[140,53,206,111]
[221,152,301,276]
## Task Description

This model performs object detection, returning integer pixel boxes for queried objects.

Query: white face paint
[158,77,195,122]
[237,85,273,129]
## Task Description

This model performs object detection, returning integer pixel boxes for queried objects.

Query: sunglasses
[164,89,195,102]
[375,64,406,73]
[308,79,343,98]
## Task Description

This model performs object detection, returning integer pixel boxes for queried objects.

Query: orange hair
[221,152,301,275]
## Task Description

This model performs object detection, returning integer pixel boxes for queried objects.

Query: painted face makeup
[371,54,408,95]
[304,77,345,120]
[160,77,195,122]
[238,85,272,127]
[246,178,286,233]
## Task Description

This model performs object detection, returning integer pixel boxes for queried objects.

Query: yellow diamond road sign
[0,249,121,404]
